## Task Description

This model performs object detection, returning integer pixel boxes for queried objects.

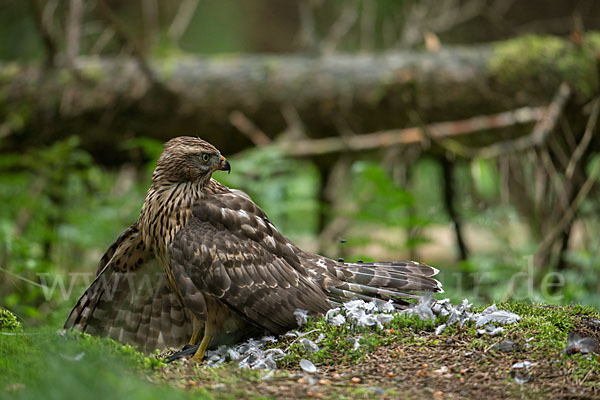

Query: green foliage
[344,161,433,252]
[471,158,501,201]
[0,137,148,320]
[351,161,414,223]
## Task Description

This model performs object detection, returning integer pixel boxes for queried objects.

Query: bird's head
[152,136,230,184]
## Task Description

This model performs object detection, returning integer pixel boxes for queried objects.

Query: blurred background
[1,0,600,324]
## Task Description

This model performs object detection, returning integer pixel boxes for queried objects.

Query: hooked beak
[218,155,231,174]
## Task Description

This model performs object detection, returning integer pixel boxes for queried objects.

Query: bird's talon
[165,344,199,363]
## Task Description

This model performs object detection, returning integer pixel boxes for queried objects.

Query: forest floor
[1,303,599,400]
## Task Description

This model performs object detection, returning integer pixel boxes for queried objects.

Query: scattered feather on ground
[564,332,598,354]
[195,296,522,371]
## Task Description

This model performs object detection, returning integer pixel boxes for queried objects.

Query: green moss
[0,327,187,400]
[490,33,600,97]
[66,330,166,371]
[0,308,21,332]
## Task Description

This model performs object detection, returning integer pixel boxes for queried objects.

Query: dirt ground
[156,312,600,400]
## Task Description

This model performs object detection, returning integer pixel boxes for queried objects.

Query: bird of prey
[65,136,442,362]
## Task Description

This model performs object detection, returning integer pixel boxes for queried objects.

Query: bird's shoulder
[177,182,307,267]
[194,183,271,227]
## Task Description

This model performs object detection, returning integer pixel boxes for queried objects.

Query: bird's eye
[202,154,210,162]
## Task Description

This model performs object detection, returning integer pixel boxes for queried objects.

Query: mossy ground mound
[1,303,599,399]
[157,303,600,399]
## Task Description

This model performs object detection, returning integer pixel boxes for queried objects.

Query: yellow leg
[190,332,212,362]
[188,317,203,345]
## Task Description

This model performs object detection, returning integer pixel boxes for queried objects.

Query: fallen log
[0,33,598,163]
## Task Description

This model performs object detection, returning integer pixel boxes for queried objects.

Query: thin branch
[317,156,354,255]
[66,0,83,68]
[281,104,309,141]
[141,0,159,53]
[277,106,545,157]
[95,0,156,84]
[359,0,376,51]
[441,157,469,261]
[28,0,58,66]
[320,2,359,53]
[549,124,571,170]
[399,0,484,48]
[536,158,600,264]
[90,26,115,55]
[229,111,271,146]
[449,83,571,159]
[566,97,600,178]
[429,0,485,34]
[0,265,48,290]
[168,0,200,43]
[486,0,515,23]
[298,0,318,52]
[41,0,59,36]
[538,148,568,210]
[532,151,547,215]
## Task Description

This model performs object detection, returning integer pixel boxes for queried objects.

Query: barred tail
[328,260,443,307]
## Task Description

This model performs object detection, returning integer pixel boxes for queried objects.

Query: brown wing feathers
[64,226,192,352]
[168,204,332,334]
